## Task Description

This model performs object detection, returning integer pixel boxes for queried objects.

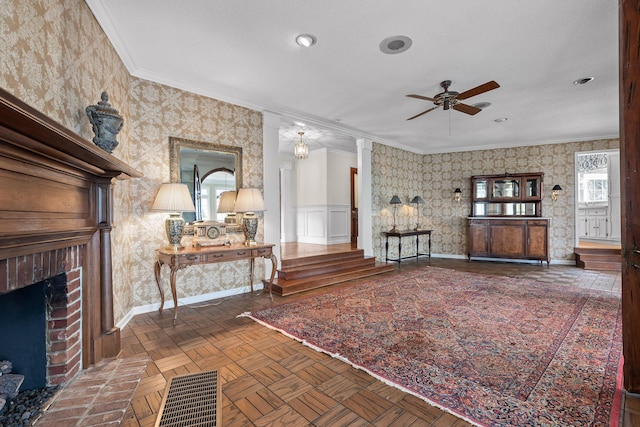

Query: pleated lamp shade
[217,191,237,213]
[151,183,195,250]
[234,188,265,213]
[152,183,195,213]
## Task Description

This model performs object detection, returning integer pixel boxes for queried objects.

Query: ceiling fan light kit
[406,80,500,120]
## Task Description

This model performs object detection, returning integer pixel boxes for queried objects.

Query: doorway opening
[574,149,621,248]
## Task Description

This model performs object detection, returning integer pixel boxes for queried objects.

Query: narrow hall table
[382,229,432,264]
[155,243,277,324]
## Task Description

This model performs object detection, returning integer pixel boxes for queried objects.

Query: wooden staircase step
[281,249,365,268]
[278,257,378,280]
[576,254,622,263]
[576,260,621,271]
[268,262,395,296]
[574,246,621,271]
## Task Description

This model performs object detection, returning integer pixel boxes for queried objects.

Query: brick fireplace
[0,88,141,384]
[0,246,83,386]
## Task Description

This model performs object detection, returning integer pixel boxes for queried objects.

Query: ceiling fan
[406,80,500,120]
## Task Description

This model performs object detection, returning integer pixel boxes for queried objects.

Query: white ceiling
[85,0,619,156]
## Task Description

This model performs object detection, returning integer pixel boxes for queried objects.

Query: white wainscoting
[296,205,351,244]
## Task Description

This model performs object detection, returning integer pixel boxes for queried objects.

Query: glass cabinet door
[523,177,541,199]
[491,179,520,199]
[474,179,488,199]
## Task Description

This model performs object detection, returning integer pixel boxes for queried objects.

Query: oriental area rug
[241,266,623,427]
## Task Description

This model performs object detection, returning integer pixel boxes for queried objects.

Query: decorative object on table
[389,195,402,232]
[152,183,196,250]
[234,188,265,246]
[551,184,562,202]
[217,190,237,224]
[85,92,123,154]
[410,195,425,230]
[454,188,462,202]
[244,266,622,427]
[294,131,309,159]
[192,221,228,247]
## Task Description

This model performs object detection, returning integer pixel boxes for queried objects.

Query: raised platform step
[278,256,379,280]
[280,248,365,268]
[269,262,394,296]
[574,247,621,271]
[267,249,394,296]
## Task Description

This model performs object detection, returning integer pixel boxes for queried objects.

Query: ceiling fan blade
[407,106,440,120]
[406,94,436,102]
[457,80,500,100]
[453,103,482,115]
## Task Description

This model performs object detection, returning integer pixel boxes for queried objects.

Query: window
[579,171,608,204]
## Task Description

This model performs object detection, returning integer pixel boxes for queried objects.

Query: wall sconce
[389,195,402,232]
[454,188,462,202]
[152,183,196,250]
[234,188,266,246]
[410,196,425,231]
[551,184,562,202]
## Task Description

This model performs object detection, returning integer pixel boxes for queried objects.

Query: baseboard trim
[116,282,264,330]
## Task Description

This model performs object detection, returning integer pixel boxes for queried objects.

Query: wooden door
[620,0,640,392]
[468,219,489,256]
[489,221,526,258]
[526,220,548,259]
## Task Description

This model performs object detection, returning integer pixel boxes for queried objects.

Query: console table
[155,243,277,324]
[382,229,432,264]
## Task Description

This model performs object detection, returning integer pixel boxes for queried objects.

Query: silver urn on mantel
[86,91,123,154]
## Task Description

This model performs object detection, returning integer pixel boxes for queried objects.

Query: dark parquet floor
[116,246,632,427]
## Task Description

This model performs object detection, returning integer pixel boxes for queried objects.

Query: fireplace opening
[0,273,67,391]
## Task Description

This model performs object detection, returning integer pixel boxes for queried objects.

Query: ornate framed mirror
[169,137,242,227]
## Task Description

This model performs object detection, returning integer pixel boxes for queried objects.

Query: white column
[262,111,281,276]
[279,161,296,242]
[357,138,373,257]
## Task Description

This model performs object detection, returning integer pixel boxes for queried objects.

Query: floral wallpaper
[126,78,264,314]
[371,139,619,262]
[0,0,264,323]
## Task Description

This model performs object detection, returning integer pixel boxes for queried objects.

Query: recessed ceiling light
[296,34,316,47]
[379,35,413,54]
[573,77,594,85]
[472,102,492,109]
[494,117,508,123]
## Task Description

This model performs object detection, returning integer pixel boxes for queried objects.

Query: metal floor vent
[155,370,220,427]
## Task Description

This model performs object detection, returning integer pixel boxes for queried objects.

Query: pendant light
[294,131,309,159]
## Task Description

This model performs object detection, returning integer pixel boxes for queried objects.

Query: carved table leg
[266,253,277,300]
[154,260,165,313]
[250,257,255,293]
[169,266,179,325]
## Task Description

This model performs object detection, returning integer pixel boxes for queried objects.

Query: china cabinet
[468,172,550,265]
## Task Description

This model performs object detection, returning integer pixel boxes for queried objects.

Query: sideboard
[468,172,550,265]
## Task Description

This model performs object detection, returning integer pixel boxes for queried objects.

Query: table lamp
[152,183,195,250]
[234,188,265,246]
[389,195,402,232]
[411,195,425,230]
[217,190,237,224]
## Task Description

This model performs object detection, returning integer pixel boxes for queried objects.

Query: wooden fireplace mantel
[0,87,142,367]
